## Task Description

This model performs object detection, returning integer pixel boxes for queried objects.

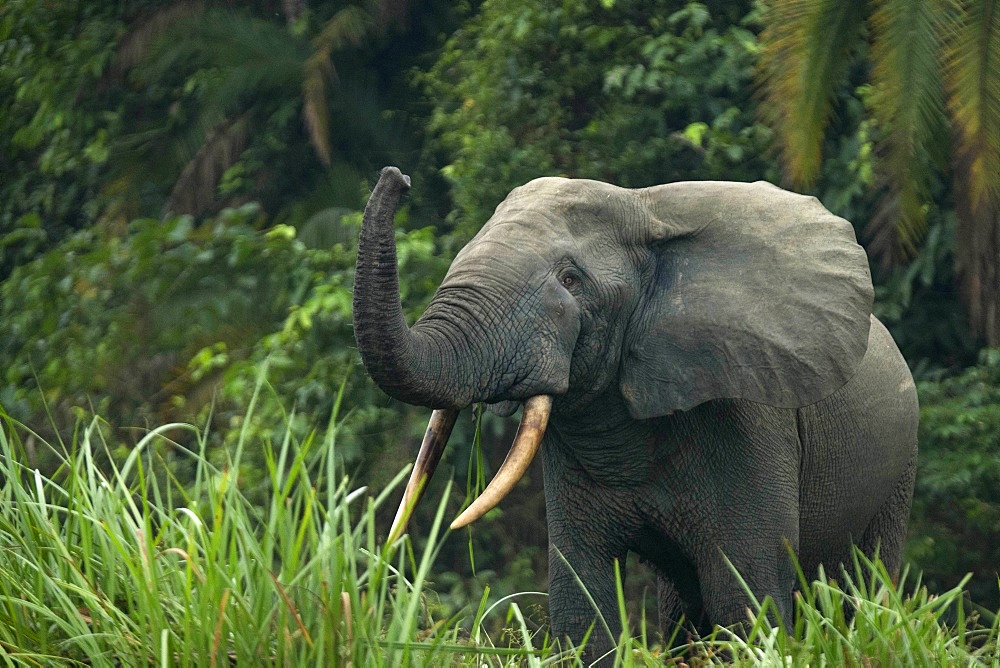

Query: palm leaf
[131,10,308,211]
[112,2,206,75]
[165,116,249,216]
[303,51,336,167]
[867,0,951,263]
[758,0,867,187]
[314,4,372,53]
[945,0,1000,211]
[137,9,309,120]
[303,5,374,167]
[946,1,1000,342]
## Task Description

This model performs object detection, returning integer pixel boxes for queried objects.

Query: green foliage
[908,349,1000,609]
[757,0,983,255]
[757,0,1000,344]
[0,0,455,280]
[2,204,296,428]
[874,213,979,370]
[0,202,448,481]
[1,0,997,644]
[757,0,868,189]
[425,0,776,236]
[120,4,396,218]
[206,214,450,480]
[0,0,131,278]
[712,551,997,665]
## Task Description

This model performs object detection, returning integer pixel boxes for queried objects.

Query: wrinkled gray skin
[353,167,918,663]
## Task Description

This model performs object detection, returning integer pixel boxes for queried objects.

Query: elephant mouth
[387,395,552,542]
[486,399,520,417]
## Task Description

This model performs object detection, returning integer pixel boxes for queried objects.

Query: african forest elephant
[352,167,918,662]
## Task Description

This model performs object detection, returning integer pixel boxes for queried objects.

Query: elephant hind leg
[857,454,917,583]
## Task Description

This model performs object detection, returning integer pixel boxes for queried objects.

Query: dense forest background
[2,0,999,620]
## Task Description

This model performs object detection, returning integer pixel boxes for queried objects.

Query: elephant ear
[620,181,874,420]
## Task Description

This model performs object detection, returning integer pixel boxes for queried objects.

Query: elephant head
[352,167,874,538]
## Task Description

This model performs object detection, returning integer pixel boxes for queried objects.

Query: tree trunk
[955,180,1000,347]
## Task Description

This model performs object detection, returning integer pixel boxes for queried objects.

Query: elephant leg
[656,575,686,637]
[695,521,799,634]
[547,540,624,666]
[857,454,917,581]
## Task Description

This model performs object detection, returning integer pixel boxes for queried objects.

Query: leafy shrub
[0,0,126,278]
[908,349,1000,608]
[425,0,777,237]
[0,203,448,485]
[875,216,979,371]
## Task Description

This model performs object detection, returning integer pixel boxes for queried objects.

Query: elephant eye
[561,273,579,288]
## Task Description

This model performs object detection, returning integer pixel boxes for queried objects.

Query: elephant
[352,167,918,663]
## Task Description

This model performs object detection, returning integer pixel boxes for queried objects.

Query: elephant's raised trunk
[353,167,463,408]
[354,167,551,540]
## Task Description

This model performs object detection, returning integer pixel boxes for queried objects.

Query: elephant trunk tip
[380,166,411,190]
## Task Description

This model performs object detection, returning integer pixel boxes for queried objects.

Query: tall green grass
[0,391,557,666]
[711,552,1000,666]
[0,390,997,666]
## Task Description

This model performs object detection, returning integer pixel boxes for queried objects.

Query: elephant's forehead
[451,177,633,270]
[454,222,579,268]
[486,177,628,236]
[508,175,621,200]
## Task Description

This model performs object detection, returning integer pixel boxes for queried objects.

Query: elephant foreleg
[696,537,798,634]
[656,575,686,637]
[547,540,624,665]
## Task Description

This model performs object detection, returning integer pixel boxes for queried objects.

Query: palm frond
[945,0,1000,212]
[303,51,335,166]
[866,0,951,262]
[134,8,308,187]
[947,1,1000,343]
[314,5,372,53]
[758,0,867,187]
[165,116,249,216]
[867,174,927,269]
[137,9,309,116]
[303,6,375,167]
[113,2,206,74]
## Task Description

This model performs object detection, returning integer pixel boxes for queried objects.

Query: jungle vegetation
[1,0,998,661]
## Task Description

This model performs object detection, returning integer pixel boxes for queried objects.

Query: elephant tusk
[388,408,459,543]
[450,395,552,530]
